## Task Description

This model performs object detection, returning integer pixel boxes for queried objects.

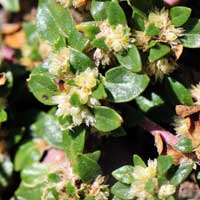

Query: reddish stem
[140,117,179,147]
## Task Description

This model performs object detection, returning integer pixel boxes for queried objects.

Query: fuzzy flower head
[191,82,200,105]
[158,184,176,199]
[96,20,132,52]
[173,116,189,137]
[93,48,111,67]
[148,8,184,45]
[146,58,176,81]
[48,47,70,76]
[134,31,151,51]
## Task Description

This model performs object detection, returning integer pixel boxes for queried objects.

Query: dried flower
[158,184,176,199]
[93,48,111,66]
[146,58,176,81]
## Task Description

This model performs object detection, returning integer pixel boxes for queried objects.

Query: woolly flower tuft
[191,82,200,105]
[158,184,176,199]
[173,116,189,137]
[93,48,111,67]
[96,20,132,52]
[146,58,176,81]
[48,47,70,76]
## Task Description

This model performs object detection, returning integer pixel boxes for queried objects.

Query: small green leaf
[0,109,7,123]
[63,127,86,163]
[31,112,63,149]
[116,45,142,72]
[76,22,99,41]
[94,106,122,132]
[70,92,82,106]
[66,182,79,199]
[106,1,127,26]
[23,23,38,45]
[91,37,108,50]
[157,156,173,175]
[165,77,193,106]
[48,173,61,183]
[170,6,191,27]
[90,0,108,21]
[145,23,160,36]
[28,73,57,105]
[14,141,43,171]
[37,0,88,50]
[104,66,149,103]
[175,138,193,153]
[170,162,194,186]
[112,165,134,184]
[111,182,132,200]
[75,153,102,182]
[21,163,49,187]
[181,34,200,48]
[92,83,107,100]
[145,179,155,193]
[69,48,93,72]
[133,155,146,167]
[148,43,170,63]
[85,151,101,162]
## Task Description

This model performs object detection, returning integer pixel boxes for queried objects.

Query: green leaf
[69,48,93,72]
[28,72,57,105]
[180,34,200,48]
[14,141,43,171]
[66,182,79,199]
[48,173,61,183]
[170,162,194,186]
[23,23,38,45]
[112,165,134,184]
[170,6,191,27]
[116,45,142,72]
[183,18,200,34]
[70,92,82,106]
[85,151,101,162]
[37,0,88,50]
[148,43,170,63]
[90,0,108,21]
[75,153,102,182]
[135,93,164,112]
[145,179,155,193]
[92,83,107,100]
[0,109,7,123]
[76,22,99,41]
[0,0,20,12]
[175,138,193,153]
[111,182,132,200]
[104,66,149,103]
[133,155,146,167]
[145,23,160,36]
[157,156,173,175]
[91,37,108,50]
[21,163,49,187]
[94,106,122,132]
[15,183,46,200]
[63,127,86,163]
[31,112,63,149]
[106,1,127,26]
[165,77,193,106]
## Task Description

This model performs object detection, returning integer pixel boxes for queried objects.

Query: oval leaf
[175,138,193,153]
[116,45,142,72]
[104,66,149,103]
[94,106,122,132]
[170,6,191,27]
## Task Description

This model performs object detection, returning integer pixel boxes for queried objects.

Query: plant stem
[141,117,179,147]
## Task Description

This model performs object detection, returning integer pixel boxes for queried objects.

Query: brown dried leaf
[154,134,163,155]
[0,72,7,86]
[176,105,200,118]
[4,30,26,49]
[0,23,21,34]
[172,44,183,60]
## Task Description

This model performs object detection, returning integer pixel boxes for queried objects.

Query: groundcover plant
[2,0,200,199]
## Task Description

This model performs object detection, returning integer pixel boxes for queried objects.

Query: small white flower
[93,48,111,67]
[48,47,70,75]
[146,58,176,81]
[158,184,176,199]
[96,20,131,52]
[173,116,189,137]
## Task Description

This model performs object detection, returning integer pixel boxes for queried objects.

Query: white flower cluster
[48,48,100,128]
[129,159,176,200]
[96,20,132,53]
